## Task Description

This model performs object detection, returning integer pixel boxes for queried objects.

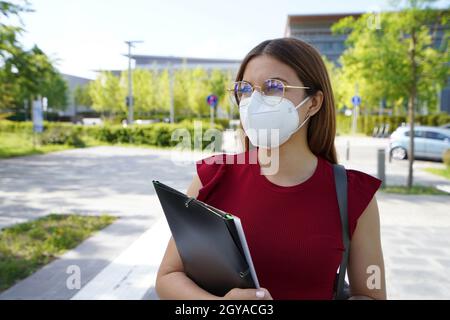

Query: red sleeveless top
[196,149,381,300]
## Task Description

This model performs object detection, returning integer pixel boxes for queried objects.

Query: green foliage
[0,131,71,158]
[0,1,31,17]
[336,113,450,135]
[40,71,69,110]
[0,119,227,152]
[73,84,92,107]
[381,185,449,195]
[89,71,126,116]
[124,69,157,115]
[86,66,233,121]
[0,1,68,113]
[40,126,85,147]
[424,166,450,180]
[443,149,450,167]
[331,2,449,114]
[90,121,224,149]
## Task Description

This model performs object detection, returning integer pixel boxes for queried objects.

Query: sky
[12,0,447,79]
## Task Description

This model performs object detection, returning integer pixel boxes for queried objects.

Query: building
[285,13,362,64]
[106,55,242,77]
[132,55,241,72]
[285,12,449,114]
[62,74,93,118]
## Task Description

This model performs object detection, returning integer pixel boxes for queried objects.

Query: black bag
[333,164,351,300]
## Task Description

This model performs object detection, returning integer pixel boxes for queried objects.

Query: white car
[389,126,450,161]
[81,118,103,126]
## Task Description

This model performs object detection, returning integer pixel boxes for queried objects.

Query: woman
[156,38,386,300]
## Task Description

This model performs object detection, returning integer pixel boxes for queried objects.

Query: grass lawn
[423,167,450,180]
[380,185,449,195]
[0,214,117,292]
[0,132,73,158]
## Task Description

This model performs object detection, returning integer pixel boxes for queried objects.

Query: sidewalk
[0,146,205,230]
[1,140,449,300]
[4,193,447,300]
[377,193,450,299]
[335,136,450,190]
[0,215,157,299]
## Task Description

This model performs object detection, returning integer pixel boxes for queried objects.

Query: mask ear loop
[294,95,311,110]
[288,96,312,139]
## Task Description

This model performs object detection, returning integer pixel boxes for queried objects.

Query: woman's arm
[156,236,223,300]
[347,196,387,300]
[155,174,272,300]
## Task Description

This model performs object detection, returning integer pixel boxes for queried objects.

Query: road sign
[32,99,44,133]
[207,95,219,108]
[352,95,361,106]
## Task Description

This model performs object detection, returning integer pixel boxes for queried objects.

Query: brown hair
[236,38,337,164]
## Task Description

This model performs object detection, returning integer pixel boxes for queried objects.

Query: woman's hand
[222,288,273,300]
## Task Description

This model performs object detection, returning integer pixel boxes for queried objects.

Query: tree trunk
[407,28,418,189]
[407,90,415,189]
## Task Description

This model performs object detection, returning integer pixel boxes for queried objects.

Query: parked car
[77,118,103,126]
[440,123,450,129]
[135,119,160,125]
[389,126,450,161]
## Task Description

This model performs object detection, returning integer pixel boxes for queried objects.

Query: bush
[215,118,230,129]
[336,113,450,136]
[40,127,85,147]
[84,121,223,149]
[0,120,33,133]
[443,149,450,167]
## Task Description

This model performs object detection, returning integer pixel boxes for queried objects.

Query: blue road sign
[207,95,219,108]
[352,95,361,106]
[32,99,44,133]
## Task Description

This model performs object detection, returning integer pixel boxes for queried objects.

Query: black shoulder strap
[333,164,350,300]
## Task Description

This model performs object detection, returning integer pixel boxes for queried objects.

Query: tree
[155,69,171,114]
[73,84,92,118]
[120,69,158,116]
[1,1,68,115]
[89,71,126,118]
[41,70,68,111]
[0,1,29,110]
[0,0,31,17]
[333,1,449,188]
[173,65,192,117]
[208,69,232,119]
[4,45,68,115]
[187,67,209,116]
[322,56,349,112]
[74,84,92,108]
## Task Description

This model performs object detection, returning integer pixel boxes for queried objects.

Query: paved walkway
[335,136,450,188]
[0,146,200,299]
[1,141,449,300]
[0,146,205,229]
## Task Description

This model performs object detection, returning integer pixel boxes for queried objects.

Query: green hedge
[87,122,223,149]
[2,112,448,149]
[337,113,450,136]
[0,120,224,150]
[0,121,86,147]
[443,149,450,167]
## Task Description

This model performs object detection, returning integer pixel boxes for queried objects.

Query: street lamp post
[125,40,143,125]
[168,62,175,124]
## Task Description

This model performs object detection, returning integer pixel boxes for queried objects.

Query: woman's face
[242,55,311,119]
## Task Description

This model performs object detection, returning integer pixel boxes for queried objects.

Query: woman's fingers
[223,288,273,300]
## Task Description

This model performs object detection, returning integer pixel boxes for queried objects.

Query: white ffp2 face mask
[239,91,311,149]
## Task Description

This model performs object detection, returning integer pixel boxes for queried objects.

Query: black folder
[153,180,259,297]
